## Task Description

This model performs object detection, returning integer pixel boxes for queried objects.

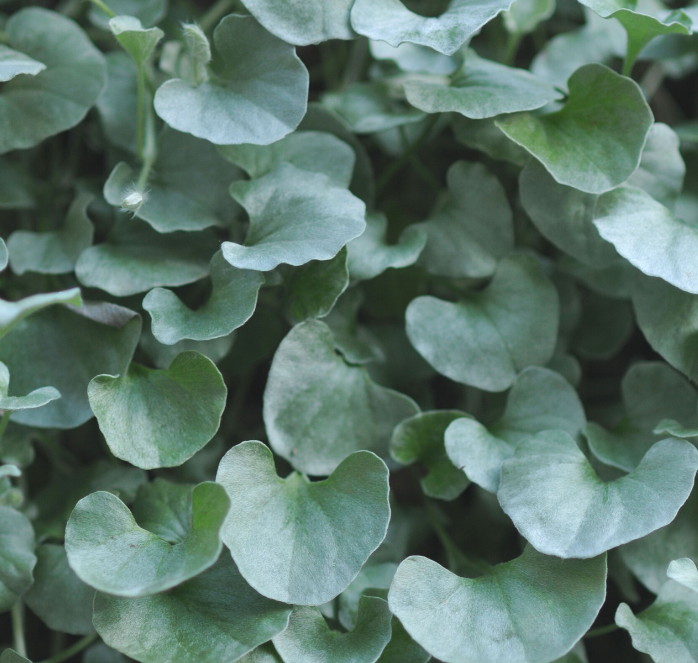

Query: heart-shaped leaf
[263,320,418,475]
[93,554,291,663]
[154,15,308,145]
[388,546,607,663]
[0,287,82,341]
[497,64,653,194]
[446,366,586,492]
[109,16,163,67]
[0,44,44,81]
[668,558,698,593]
[406,255,558,391]
[66,480,229,596]
[88,351,227,469]
[0,505,36,612]
[498,431,698,558]
[216,441,390,605]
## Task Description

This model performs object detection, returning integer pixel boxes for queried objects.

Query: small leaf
[182,24,210,85]
[109,16,164,66]
[668,558,698,593]
[0,505,36,612]
[88,352,227,469]
[93,554,291,663]
[216,441,391,604]
[497,64,653,194]
[406,255,558,391]
[154,15,308,145]
[503,0,555,35]
[0,287,82,341]
[66,480,229,596]
[498,431,698,558]
[0,44,45,81]
[388,546,607,663]
[223,163,366,272]
[263,320,418,475]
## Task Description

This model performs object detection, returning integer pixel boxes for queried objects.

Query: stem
[503,32,522,66]
[37,634,99,663]
[0,410,11,444]
[136,66,146,163]
[87,0,116,18]
[136,82,157,191]
[585,623,620,639]
[200,0,237,32]
[11,600,27,658]
[341,37,369,90]
[622,54,634,78]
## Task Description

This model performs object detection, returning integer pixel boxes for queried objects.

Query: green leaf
[8,194,94,276]
[88,351,227,469]
[337,563,397,630]
[263,320,418,475]
[503,0,555,35]
[96,52,138,153]
[391,410,469,500]
[0,8,106,154]
[377,617,430,663]
[0,44,45,81]
[445,366,586,492]
[83,642,128,663]
[388,546,607,663]
[616,581,698,662]
[239,0,355,45]
[497,64,653,194]
[154,15,308,145]
[216,441,391,604]
[370,40,462,75]
[414,161,513,278]
[0,239,7,273]
[89,0,167,30]
[24,544,94,635]
[109,16,163,66]
[273,598,392,663]
[66,480,229,596]
[0,651,30,663]
[406,255,558,391]
[103,129,240,233]
[93,554,291,663]
[224,163,366,272]
[668,558,698,593]
[571,289,633,359]
[219,131,356,188]
[0,506,36,612]
[405,50,562,118]
[182,24,210,86]
[0,302,140,429]
[347,213,426,281]
[237,644,282,663]
[452,116,528,165]
[0,287,82,341]
[351,0,516,56]
[498,431,698,558]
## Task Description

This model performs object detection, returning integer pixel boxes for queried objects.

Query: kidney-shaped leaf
[388,546,607,663]
[498,431,698,558]
[0,506,36,612]
[216,441,390,605]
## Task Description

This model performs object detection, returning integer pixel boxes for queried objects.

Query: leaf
[8,194,94,276]
[0,287,82,341]
[216,441,391,604]
[406,255,558,391]
[452,116,528,165]
[571,290,633,359]
[273,598,392,663]
[338,563,398,630]
[0,44,45,81]
[237,644,282,663]
[0,8,106,154]
[239,0,355,45]
[88,352,227,469]
[446,366,586,492]
[109,16,164,66]
[0,506,36,612]
[154,15,308,145]
[616,581,698,662]
[263,320,418,475]
[89,0,167,30]
[23,544,95,635]
[96,53,138,153]
[347,213,426,281]
[144,252,264,345]
[223,163,366,272]
[391,410,469,500]
[66,480,229,596]
[498,431,698,558]
[497,64,653,194]
[93,554,291,663]
[219,131,356,189]
[182,24,210,85]
[668,558,698,593]
[0,302,141,429]
[503,0,556,35]
[414,161,513,279]
[83,642,128,663]
[0,651,30,663]
[388,546,607,663]
[370,40,462,75]
[0,240,6,273]
[404,50,562,118]
[350,0,516,56]
[103,129,240,233]
[377,617,430,663]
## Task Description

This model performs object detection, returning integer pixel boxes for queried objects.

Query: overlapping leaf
[0,506,36,612]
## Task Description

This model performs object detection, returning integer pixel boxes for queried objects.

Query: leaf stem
[136,79,157,191]
[0,410,11,444]
[11,599,27,658]
[87,0,116,18]
[37,634,99,663]
[200,0,237,32]
[585,623,620,639]
[503,32,522,66]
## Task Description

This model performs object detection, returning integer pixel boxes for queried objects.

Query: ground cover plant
[1,0,698,661]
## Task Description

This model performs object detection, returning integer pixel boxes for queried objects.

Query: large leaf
[154,15,308,145]
[388,546,607,663]
[88,352,227,469]
[0,506,36,612]
[406,255,558,391]
[223,163,366,272]
[498,431,698,558]
[350,0,516,56]
[0,302,141,429]
[446,366,586,492]
[0,288,82,341]
[66,480,229,596]
[0,8,106,154]
[263,320,418,475]
[216,441,390,605]
[497,64,653,194]
[93,554,291,663]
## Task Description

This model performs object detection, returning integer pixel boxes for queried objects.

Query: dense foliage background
[0,0,697,662]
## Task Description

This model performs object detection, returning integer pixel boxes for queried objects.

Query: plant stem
[88,0,116,18]
[37,634,99,663]
[0,410,11,444]
[11,600,27,658]
[200,0,237,32]
[585,623,620,639]
[503,32,522,66]
[341,37,369,90]
[136,80,157,191]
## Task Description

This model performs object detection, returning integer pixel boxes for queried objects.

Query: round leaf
[0,505,36,612]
